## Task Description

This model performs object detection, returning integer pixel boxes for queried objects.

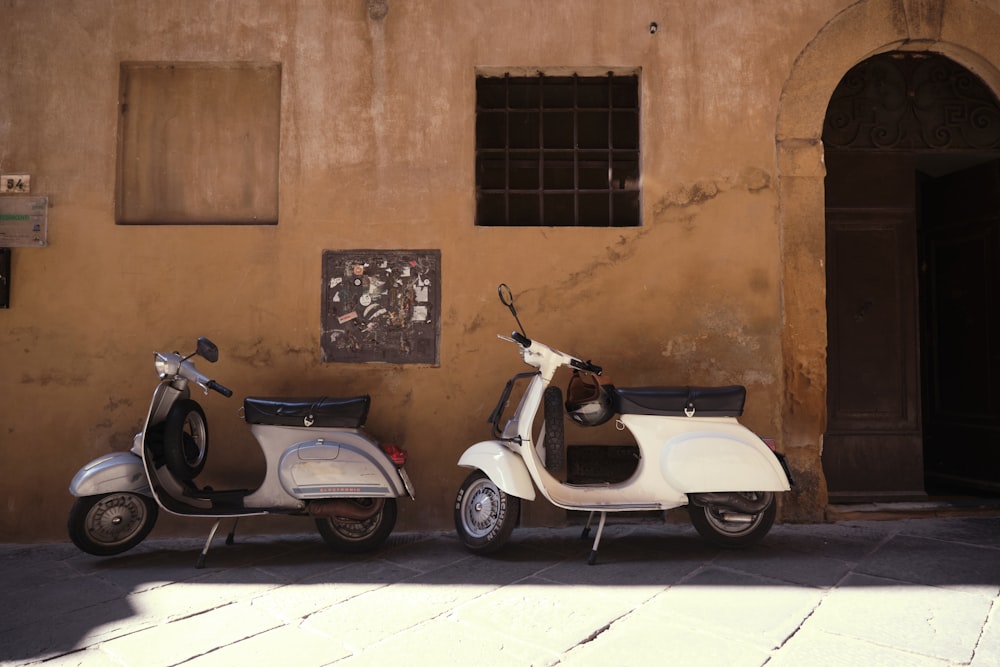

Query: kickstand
[196,518,239,569]
[587,512,607,566]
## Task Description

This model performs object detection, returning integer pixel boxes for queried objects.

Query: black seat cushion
[243,395,371,428]
[615,386,745,417]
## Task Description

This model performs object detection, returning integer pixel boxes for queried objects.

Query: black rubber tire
[542,386,566,472]
[454,470,520,554]
[163,399,209,481]
[68,492,158,556]
[315,497,398,553]
[688,492,776,548]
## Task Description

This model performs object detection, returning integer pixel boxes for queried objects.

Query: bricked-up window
[116,62,281,225]
[476,72,640,227]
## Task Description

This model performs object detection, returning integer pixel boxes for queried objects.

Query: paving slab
[647,567,828,650]
[766,625,953,667]
[99,602,282,667]
[800,572,994,664]
[1,515,999,666]
[558,613,772,667]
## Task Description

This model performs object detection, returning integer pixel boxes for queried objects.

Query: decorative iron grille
[824,53,1000,150]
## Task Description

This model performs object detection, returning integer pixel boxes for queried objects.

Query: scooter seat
[615,385,745,417]
[243,395,371,428]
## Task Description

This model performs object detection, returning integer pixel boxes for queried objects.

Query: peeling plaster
[103,396,133,413]
[19,372,88,387]
[553,230,652,293]
[652,167,773,220]
[228,338,313,368]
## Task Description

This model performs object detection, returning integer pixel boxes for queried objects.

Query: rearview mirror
[196,337,219,363]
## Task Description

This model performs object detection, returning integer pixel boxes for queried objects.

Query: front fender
[458,440,536,500]
[69,452,151,497]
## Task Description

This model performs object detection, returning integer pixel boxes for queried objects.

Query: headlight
[154,352,178,378]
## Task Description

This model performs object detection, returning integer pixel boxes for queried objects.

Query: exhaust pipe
[688,492,772,514]
[309,498,385,520]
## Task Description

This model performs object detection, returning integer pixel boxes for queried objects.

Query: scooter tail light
[761,437,777,451]
[381,443,407,466]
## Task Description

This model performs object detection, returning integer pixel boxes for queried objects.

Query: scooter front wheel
[315,497,397,554]
[68,492,159,556]
[454,470,520,554]
[688,492,776,548]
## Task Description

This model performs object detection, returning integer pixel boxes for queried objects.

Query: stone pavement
[2,514,1000,666]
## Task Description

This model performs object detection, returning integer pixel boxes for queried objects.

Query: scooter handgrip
[571,358,603,375]
[208,380,233,398]
[512,331,532,347]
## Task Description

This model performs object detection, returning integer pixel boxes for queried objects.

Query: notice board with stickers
[321,249,440,364]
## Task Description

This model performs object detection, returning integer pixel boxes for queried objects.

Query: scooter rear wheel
[454,470,520,554]
[688,492,776,548]
[315,497,397,553]
[68,492,158,556]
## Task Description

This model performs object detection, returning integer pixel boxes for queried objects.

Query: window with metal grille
[476,72,640,227]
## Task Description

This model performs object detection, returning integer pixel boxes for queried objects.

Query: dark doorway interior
[822,52,1000,502]
[919,159,1000,495]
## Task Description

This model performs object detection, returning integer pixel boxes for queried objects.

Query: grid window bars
[476,73,640,227]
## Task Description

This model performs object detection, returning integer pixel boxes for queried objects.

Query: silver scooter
[68,337,415,567]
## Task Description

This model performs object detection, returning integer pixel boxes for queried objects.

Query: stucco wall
[2,0,998,542]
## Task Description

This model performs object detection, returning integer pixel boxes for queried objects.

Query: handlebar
[505,331,603,375]
[207,380,233,398]
[497,285,603,376]
[164,352,234,398]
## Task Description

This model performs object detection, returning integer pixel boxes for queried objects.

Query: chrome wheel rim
[181,411,208,468]
[87,493,149,547]
[461,478,501,539]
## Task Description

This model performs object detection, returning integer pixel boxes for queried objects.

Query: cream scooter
[454,285,792,564]
[68,337,415,567]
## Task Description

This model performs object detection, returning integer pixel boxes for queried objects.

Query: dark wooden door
[821,51,1000,501]
[920,160,1000,491]
[823,151,926,502]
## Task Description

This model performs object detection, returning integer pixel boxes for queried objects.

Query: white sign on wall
[0,196,48,247]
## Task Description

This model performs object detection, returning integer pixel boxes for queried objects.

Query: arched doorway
[821,52,1000,502]
[775,0,1000,520]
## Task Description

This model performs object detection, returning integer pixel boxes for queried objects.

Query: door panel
[826,218,916,430]
[824,151,925,502]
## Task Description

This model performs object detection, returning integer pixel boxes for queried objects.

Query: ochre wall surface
[2,0,998,542]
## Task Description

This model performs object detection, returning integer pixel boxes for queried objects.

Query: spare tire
[543,386,566,472]
[163,399,209,481]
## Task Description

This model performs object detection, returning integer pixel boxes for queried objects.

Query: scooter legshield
[457,440,536,500]
[69,452,151,497]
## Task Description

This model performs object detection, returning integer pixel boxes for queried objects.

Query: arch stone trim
[774,0,1000,521]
